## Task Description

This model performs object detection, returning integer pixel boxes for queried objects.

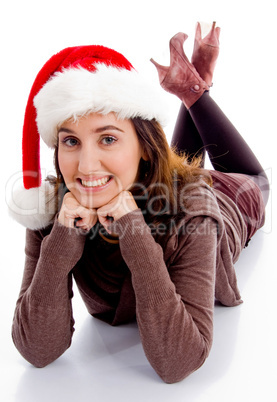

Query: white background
[1,0,276,401]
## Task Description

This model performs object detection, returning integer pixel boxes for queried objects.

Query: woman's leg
[171,103,205,166]
[187,92,269,204]
[189,93,261,173]
[171,93,269,242]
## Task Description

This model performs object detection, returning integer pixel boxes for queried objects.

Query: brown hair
[130,118,212,223]
[49,117,212,225]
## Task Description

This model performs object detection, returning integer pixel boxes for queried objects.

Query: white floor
[1,1,277,401]
[1,219,276,402]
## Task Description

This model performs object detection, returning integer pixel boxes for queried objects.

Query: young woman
[10,23,268,383]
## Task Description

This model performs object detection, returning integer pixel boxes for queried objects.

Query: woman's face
[58,113,143,209]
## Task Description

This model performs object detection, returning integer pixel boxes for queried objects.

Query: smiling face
[57,113,143,209]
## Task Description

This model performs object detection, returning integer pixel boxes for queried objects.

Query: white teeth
[81,177,110,188]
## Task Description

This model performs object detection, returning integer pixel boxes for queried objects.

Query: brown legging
[171,92,269,205]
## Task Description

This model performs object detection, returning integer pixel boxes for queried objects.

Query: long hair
[48,117,212,227]
[130,118,212,223]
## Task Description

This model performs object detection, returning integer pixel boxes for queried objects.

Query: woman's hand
[97,190,138,233]
[58,192,98,231]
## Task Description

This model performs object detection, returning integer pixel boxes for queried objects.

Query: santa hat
[8,44,167,230]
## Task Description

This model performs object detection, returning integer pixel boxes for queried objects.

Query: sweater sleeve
[111,210,217,383]
[12,217,86,367]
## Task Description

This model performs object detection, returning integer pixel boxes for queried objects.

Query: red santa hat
[8,44,167,230]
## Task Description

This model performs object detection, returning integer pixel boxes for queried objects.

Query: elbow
[159,359,207,384]
[157,354,208,384]
[12,330,72,368]
[26,348,67,368]
[151,340,211,384]
[28,357,56,369]
[15,343,71,368]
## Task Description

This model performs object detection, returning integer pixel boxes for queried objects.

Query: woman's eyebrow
[58,127,76,134]
[57,125,124,135]
[94,125,124,133]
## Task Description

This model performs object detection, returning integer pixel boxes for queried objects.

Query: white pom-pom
[7,181,57,230]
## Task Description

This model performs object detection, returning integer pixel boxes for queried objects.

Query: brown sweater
[12,178,255,383]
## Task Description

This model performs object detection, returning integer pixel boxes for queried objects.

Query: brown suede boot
[191,22,220,87]
[150,33,209,109]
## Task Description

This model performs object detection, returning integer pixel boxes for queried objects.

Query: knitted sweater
[12,179,250,383]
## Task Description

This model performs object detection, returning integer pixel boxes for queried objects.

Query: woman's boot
[150,32,209,109]
[191,22,220,87]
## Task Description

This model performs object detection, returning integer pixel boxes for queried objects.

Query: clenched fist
[58,192,98,231]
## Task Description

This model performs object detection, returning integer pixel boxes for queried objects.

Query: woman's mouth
[78,175,112,189]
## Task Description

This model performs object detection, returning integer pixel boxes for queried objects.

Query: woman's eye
[101,136,117,146]
[62,137,78,147]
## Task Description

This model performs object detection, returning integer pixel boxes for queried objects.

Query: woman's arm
[12,218,86,367]
[112,210,217,383]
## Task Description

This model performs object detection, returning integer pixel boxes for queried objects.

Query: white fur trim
[8,181,57,230]
[34,64,168,148]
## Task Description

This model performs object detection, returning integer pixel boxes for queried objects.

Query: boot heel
[150,58,169,84]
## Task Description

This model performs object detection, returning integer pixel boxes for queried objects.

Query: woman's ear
[141,149,149,162]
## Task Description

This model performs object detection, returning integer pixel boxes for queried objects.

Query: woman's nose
[78,146,102,174]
